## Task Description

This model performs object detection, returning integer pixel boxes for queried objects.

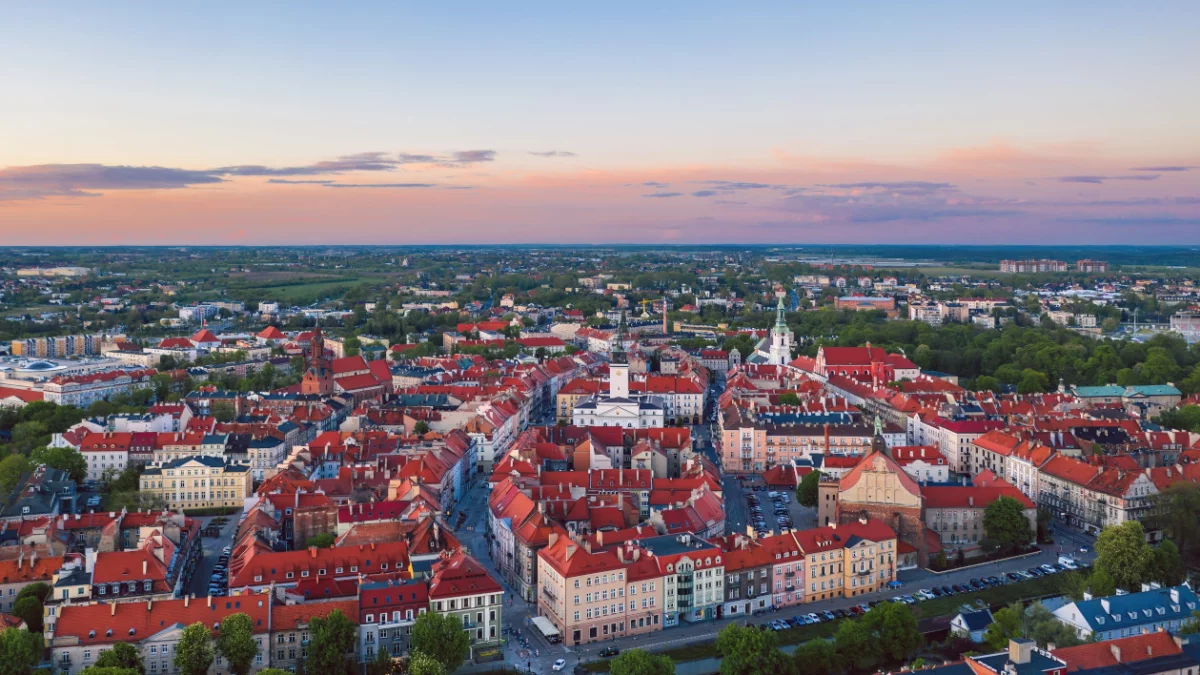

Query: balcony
[784,571,795,578]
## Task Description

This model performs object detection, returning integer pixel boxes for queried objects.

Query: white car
[553,659,567,671]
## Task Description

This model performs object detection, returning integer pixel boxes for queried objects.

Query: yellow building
[139,456,251,512]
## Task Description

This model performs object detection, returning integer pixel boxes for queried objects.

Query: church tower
[609,312,630,398]
[301,327,334,396]
[767,288,794,365]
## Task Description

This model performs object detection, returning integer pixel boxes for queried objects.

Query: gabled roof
[55,595,271,646]
[1051,631,1181,672]
[428,549,502,598]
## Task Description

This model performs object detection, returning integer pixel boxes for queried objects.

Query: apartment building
[640,533,724,627]
[793,519,898,601]
[427,550,503,657]
[537,531,666,646]
[11,334,103,358]
[907,414,1006,474]
[80,431,132,482]
[1038,456,1160,536]
[969,431,1057,501]
[358,578,429,662]
[139,456,252,512]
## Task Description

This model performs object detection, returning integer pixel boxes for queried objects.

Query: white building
[572,314,665,429]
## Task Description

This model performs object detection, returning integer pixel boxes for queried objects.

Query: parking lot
[186,515,237,597]
[757,558,1088,633]
[740,485,817,537]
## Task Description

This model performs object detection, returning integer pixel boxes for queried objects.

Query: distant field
[246,277,365,301]
[227,271,343,283]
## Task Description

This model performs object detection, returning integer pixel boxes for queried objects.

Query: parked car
[821,611,836,621]
[941,585,954,595]
[599,647,619,657]
[553,659,567,671]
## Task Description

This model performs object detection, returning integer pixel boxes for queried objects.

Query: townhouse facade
[139,456,252,512]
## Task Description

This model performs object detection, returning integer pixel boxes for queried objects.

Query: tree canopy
[609,648,676,675]
[716,623,795,675]
[306,609,357,675]
[216,612,258,675]
[94,642,146,675]
[1094,521,1154,590]
[174,623,214,675]
[409,611,470,673]
[796,470,823,508]
[0,628,42,675]
[982,496,1035,554]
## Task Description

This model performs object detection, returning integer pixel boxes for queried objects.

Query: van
[767,491,779,499]
[1058,556,1078,570]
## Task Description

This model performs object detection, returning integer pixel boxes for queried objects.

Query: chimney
[111,602,117,616]
[1009,639,1034,665]
[185,595,190,607]
[207,595,212,607]
[147,599,153,611]
[1109,645,1122,663]
[548,532,559,548]
[565,544,577,560]
[969,496,974,507]
[143,559,148,575]
[309,546,318,558]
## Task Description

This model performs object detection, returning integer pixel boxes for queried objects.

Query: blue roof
[956,608,994,631]
[1126,384,1182,396]
[974,641,1064,675]
[1063,585,1198,632]
[1074,385,1126,397]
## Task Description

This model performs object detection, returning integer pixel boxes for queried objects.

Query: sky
[1,1,1199,245]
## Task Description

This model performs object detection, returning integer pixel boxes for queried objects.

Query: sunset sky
[2,2,1198,245]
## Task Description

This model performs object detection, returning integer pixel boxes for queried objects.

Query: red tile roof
[428,549,502,598]
[55,595,270,645]
[1051,631,1180,672]
[922,485,1034,509]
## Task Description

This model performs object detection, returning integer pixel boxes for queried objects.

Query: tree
[12,596,42,633]
[406,651,445,675]
[777,392,801,406]
[174,623,214,675]
[1152,540,1186,586]
[211,401,237,422]
[366,647,398,675]
[1180,611,1200,635]
[1087,568,1117,598]
[834,617,881,672]
[609,648,676,675]
[1023,603,1082,648]
[94,643,146,675]
[792,639,836,675]
[30,445,88,482]
[413,420,430,435]
[796,470,823,508]
[1095,521,1154,590]
[15,582,50,604]
[984,604,1024,651]
[1150,483,1200,559]
[308,532,336,549]
[0,627,42,675]
[409,612,469,673]
[862,601,923,663]
[216,612,257,675]
[1056,570,1089,601]
[715,624,794,675]
[0,454,31,494]
[10,420,49,453]
[982,496,1035,554]
[306,609,357,675]
[80,667,141,675]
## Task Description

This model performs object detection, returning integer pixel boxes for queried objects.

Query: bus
[531,616,562,644]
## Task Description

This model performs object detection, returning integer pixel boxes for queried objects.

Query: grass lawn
[580,572,1080,673]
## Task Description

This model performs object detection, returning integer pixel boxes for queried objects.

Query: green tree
[30,446,88,482]
[10,420,50,453]
[1056,570,1089,601]
[0,627,42,675]
[409,611,469,673]
[862,601,923,663]
[1152,540,1185,586]
[15,582,50,604]
[1023,603,1082,648]
[216,612,257,675]
[982,496,1035,554]
[1087,568,1117,598]
[308,532,336,549]
[791,639,836,675]
[406,651,445,675]
[1150,482,1200,558]
[0,454,31,494]
[80,667,141,675]
[777,392,801,406]
[984,604,1024,651]
[366,647,397,675]
[94,642,146,675]
[609,648,676,675]
[1094,521,1154,590]
[796,470,823,508]
[715,623,794,675]
[174,623,214,675]
[834,617,881,672]
[12,596,43,633]
[1180,611,1200,635]
[211,401,237,422]
[413,420,430,435]
[306,609,357,675]
[254,670,294,675]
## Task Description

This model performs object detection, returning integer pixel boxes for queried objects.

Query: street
[187,515,238,597]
